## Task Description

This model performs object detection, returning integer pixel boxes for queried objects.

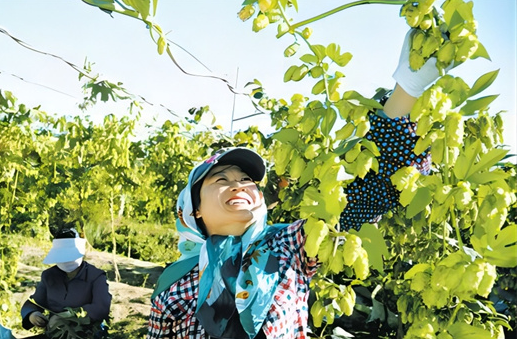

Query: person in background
[21,227,112,338]
[147,29,448,339]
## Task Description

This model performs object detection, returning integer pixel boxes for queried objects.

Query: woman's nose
[230,181,247,190]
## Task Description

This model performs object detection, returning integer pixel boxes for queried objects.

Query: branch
[290,0,406,30]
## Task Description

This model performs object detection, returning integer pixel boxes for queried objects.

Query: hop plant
[46,307,97,339]
[400,0,487,74]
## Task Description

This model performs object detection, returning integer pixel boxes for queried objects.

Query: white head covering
[43,238,86,264]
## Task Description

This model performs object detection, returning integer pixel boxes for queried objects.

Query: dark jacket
[21,261,111,330]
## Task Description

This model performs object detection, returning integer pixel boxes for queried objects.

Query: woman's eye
[215,177,227,182]
[241,177,252,182]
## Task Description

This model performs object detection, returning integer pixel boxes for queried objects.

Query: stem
[450,207,463,249]
[11,169,18,205]
[276,3,292,29]
[442,220,447,251]
[442,143,450,251]
[448,301,463,327]
[110,191,121,282]
[290,0,406,30]
[332,236,340,257]
[5,169,19,228]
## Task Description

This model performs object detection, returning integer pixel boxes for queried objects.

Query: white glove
[393,29,443,98]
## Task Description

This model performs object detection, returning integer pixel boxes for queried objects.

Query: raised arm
[339,29,449,231]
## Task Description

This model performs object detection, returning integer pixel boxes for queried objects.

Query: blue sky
[0,0,515,154]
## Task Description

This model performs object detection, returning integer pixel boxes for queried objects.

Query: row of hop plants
[0,86,272,335]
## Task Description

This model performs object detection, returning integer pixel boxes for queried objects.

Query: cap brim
[216,148,265,182]
[191,148,266,186]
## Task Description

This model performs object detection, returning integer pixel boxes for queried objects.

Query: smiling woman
[195,164,264,236]
[148,147,319,339]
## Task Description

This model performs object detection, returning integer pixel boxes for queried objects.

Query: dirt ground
[11,244,164,338]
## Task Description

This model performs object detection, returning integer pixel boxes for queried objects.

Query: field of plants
[1,0,516,338]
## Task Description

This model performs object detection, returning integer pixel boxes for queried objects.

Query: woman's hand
[29,311,48,328]
[393,29,452,98]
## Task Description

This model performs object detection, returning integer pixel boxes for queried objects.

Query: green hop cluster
[496,267,517,294]
[400,0,484,74]
[409,75,470,159]
[396,293,440,326]
[310,278,357,327]
[238,0,287,32]
[343,234,369,279]
[464,111,505,150]
[400,0,435,29]
[442,0,480,64]
[273,142,294,175]
[286,93,307,125]
[407,251,497,310]
[404,320,440,339]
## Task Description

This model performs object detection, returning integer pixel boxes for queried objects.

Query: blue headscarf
[152,147,289,338]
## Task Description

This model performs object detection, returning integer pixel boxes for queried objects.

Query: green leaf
[334,137,362,155]
[353,223,389,273]
[448,322,493,339]
[361,140,380,157]
[291,65,309,81]
[406,187,432,219]
[490,224,517,251]
[272,128,299,143]
[469,70,499,97]
[342,91,383,109]
[157,35,166,55]
[311,79,326,95]
[283,65,298,82]
[276,22,289,38]
[404,263,431,279]
[131,0,150,21]
[484,224,517,267]
[355,151,374,179]
[466,148,508,180]
[152,0,158,16]
[326,43,340,61]
[470,41,491,60]
[0,91,8,107]
[460,95,499,116]
[321,107,337,135]
[304,218,329,257]
[291,0,298,11]
[448,10,464,28]
[311,45,327,62]
[300,53,318,65]
[284,42,300,57]
[453,140,481,180]
[324,188,346,219]
[468,170,510,184]
[299,160,317,186]
[399,186,418,207]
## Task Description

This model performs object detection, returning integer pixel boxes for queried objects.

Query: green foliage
[45,307,103,339]
[239,0,516,338]
[0,234,21,330]
[2,0,516,337]
[89,219,181,264]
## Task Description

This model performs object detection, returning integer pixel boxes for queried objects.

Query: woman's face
[196,165,264,236]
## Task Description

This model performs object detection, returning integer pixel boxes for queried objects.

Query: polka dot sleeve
[339,111,431,231]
